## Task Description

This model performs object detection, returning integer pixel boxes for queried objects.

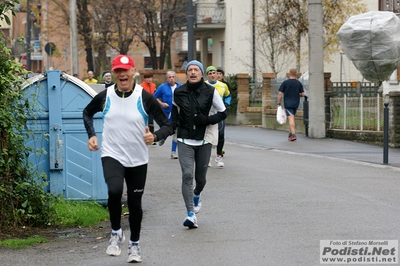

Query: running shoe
[215,155,224,168]
[127,243,142,263]
[183,211,198,229]
[106,231,125,256]
[171,152,178,159]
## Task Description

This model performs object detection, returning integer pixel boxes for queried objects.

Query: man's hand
[88,136,99,151]
[143,126,156,145]
[194,114,211,126]
[157,99,169,108]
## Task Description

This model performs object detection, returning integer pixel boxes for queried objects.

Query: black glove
[193,114,211,126]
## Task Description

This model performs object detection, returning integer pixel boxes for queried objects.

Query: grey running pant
[178,142,212,214]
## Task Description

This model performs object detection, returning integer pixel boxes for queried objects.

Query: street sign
[21,55,27,65]
[45,42,56,55]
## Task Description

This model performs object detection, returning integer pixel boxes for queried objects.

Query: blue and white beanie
[185,60,204,75]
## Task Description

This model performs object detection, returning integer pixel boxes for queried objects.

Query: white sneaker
[208,158,212,167]
[127,244,142,263]
[183,212,198,229]
[171,152,178,159]
[215,156,224,168]
[106,232,125,256]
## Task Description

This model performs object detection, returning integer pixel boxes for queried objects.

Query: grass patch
[0,236,48,249]
[53,199,109,227]
[331,107,383,130]
[0,198,109,249]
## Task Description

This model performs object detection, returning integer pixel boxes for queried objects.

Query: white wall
[223,0,253,76]
[216,0,379,81]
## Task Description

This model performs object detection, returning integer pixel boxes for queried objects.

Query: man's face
[166,73,176,86]
[113,67,136,91]
[207,70,217,82]
[88,71,94,79]
[186,65,203,83]
[217,72,223,81]
[144,77,153,84]
[104,75,112,82]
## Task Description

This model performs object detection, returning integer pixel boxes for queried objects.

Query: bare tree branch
[255,0,367,74]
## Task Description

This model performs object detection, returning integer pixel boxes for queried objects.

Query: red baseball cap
[111,55,135,71]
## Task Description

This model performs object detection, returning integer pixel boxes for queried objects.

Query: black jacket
[171,78,227,140]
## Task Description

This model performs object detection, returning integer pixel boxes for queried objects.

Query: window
[380,0,400,12]
[144,56,160,69]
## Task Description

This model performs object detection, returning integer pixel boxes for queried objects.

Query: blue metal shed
[22,70,107,202]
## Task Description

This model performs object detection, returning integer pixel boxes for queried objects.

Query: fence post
[343,94,347,130]
[236,73,250,113]
[383,102,389,164]
[360,94,363,131]
[377,94,380,131]
[303,95,309,136]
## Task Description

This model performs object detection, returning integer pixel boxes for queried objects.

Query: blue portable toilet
[22,70,107,203]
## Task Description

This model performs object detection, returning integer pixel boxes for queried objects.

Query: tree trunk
[95,42,109,76]
[76,0,94,73]
[165,46,171,69]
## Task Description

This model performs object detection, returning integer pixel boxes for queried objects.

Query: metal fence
[329,94,383,131]
[248,80,381,131]
[266,78,306,109]
[249,82,262,106]
[331,82,379,97]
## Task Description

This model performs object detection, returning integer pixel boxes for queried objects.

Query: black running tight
[102,157,147,242]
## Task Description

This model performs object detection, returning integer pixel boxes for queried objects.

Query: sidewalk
[225,125,400,168]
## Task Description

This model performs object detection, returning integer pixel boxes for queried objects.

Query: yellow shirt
[84,78,98,84]
[205,80,230,99]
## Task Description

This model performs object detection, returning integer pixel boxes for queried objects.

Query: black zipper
[190,90,195,138]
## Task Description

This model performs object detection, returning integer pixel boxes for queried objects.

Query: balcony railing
[194,2,226,25]
[169,2,226,29]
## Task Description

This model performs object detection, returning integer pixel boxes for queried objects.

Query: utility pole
[252,0,256,81]
[187,0,194,61]
[70,0,79,75]
[26,0,31,71]
[308,0,325,138]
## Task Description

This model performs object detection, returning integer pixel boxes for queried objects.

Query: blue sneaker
[193,193,202,214]
[106,231,125,256]
[183,211,198,229]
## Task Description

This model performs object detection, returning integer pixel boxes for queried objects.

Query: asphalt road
[1,126,400,266]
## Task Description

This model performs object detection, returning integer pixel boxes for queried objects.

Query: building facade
[189,0,380,82]
[4,0,392,83]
